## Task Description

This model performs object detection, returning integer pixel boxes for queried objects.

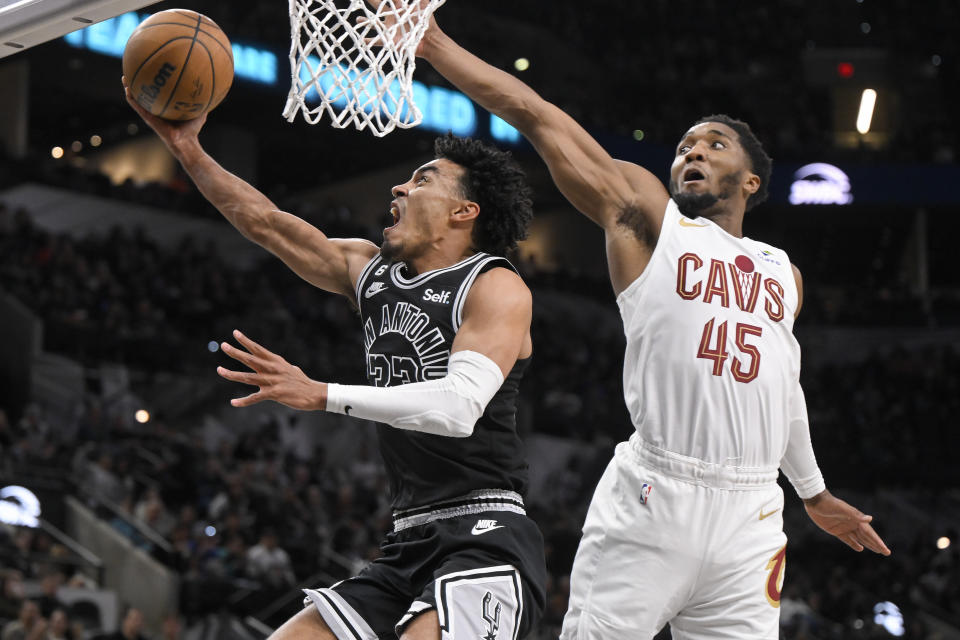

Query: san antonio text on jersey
[354,252,530,510]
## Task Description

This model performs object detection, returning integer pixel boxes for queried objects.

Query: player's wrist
[418,25,449,61]
[801,488,830,506]
[170,135,203,161]
[313,381,329,412]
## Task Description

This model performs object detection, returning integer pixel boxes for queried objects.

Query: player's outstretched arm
[414,17,669,293]
[803,490,891,556]
[218,270,528,436]
[122,78,376,300]
[780,380,890,556]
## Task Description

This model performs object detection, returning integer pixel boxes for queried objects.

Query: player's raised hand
[803,490,891,556]
[359,0,442,57]
[121,75,207,147]
[217,330,327,411]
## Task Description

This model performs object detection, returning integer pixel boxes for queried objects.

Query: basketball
[122,9,234,121]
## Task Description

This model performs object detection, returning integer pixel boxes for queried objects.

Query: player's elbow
[399,406,479,438]
[226,203,270,242]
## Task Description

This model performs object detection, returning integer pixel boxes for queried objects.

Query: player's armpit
[523,106,669,232]
[451,267,532,378]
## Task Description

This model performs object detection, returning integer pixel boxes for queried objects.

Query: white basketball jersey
[617,199,800,469]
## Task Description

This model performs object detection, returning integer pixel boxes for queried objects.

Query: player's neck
[701,206,745,238]
[405,243,478,276]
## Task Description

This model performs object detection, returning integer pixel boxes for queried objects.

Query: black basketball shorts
[303,490,546,640]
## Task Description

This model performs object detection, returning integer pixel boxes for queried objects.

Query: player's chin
[679,180,710,193]
[379,236,403,261]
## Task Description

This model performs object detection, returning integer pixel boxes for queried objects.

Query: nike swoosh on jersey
[364,282,387,298]
[678,218,709,228]
[471,523,505,535]
[759,508,780,521]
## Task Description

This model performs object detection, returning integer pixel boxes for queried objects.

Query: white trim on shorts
[392,489,526,531]
[302,588,378,640]
[628,433,778,489]
[395,600,433,636]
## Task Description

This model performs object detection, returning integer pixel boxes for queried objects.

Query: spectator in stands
[159,613,182,640]
[0,570,25,621]
[1,600,45,640]
[85,451,127,506]
[97,607,146,640]
[44,608,70,640]
[244,529,295,589]
[34,570,65,618]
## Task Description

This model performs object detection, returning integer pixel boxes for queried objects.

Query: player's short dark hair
[433,134,532,256]
[694,114,772,211]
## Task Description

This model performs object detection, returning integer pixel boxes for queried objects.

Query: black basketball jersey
[353,252,530,510]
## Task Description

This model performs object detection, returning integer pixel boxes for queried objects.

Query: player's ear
[743,172,760,196]
[451,200,480,222]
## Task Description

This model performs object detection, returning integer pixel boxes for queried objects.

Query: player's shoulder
[470,264,531,305]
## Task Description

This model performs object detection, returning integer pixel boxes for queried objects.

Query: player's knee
[399,609,440,640]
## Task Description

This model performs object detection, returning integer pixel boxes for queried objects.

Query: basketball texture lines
[122,9,234,121]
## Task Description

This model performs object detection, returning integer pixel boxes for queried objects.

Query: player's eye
[678,145,691,155]
[711,141,726,150]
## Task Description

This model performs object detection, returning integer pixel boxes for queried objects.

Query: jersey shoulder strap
[451,254,520,332]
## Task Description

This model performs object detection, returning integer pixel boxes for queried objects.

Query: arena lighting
[51,146,64,159]
[513,57,530,72]
[0,485,41,528]
[857,88,877,134]
[134,409,150,423]
[873,601,905,637]
[937,536,951,550]
[71,140,82,152]
[90,134,102,147]
[207,340,219,353]
[789,163,853,205]
[837,61,854,78]
[633,129,645,141]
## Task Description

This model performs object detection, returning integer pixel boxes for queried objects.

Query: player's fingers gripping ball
[122,9,234,120]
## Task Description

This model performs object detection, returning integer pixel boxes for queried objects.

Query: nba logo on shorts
[640,483,653,505]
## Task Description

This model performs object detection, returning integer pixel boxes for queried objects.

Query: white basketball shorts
[560,434,787,640]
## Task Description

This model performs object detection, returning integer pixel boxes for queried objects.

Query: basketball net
[283,0,445,136]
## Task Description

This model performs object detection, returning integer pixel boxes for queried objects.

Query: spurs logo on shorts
[764,545,787,608]
[481,591,502,640]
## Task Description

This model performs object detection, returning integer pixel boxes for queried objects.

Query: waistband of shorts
[392,489,526,531]
[627,434,779,489]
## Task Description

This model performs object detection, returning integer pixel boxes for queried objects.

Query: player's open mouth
[385,205,400,231]
[682,167,706,184]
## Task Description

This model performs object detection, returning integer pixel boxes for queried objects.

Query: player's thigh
[672,487,787,640]
[400,609,440,640]
[268,605,337,640]
[562,456,698,639]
